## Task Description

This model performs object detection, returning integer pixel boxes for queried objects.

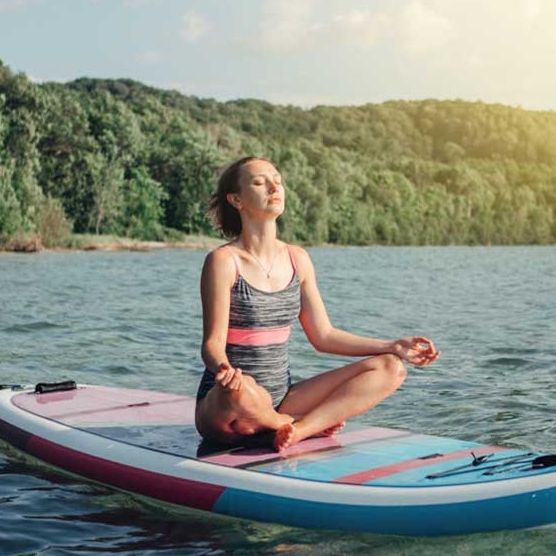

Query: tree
[0,64,45,233]
[0,95,23,235]
[0,159,22,235]
[147,121,224,235]
[122,166,167,239]
[88,152,125,235]
[36,196,72,247]
[2,59,556,247]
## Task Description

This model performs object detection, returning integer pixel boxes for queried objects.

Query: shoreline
[2,234,555,254]
[0,234,225,254]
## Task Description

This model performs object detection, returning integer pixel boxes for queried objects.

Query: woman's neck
[237,221,278,256]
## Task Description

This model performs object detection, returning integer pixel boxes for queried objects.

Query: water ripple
[486,356,535,367]
[3,321,69,333]
[1,247,556,554]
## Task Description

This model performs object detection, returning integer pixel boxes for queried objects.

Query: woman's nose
[268,178,280,191]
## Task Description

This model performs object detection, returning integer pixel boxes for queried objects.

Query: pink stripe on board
[13,388,192,418]
[334,445,509,485]
[26,434,224,511]
[13,391,196,426]
[227,325,292,346]
[0,417,33,451]
[202,427,410,467]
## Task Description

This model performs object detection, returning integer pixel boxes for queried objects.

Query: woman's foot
[232,410,293,436]
[274,422,298,452]
[313,422,345,437]
[273,420,345,452]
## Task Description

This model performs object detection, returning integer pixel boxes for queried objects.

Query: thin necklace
[246,245,278,278]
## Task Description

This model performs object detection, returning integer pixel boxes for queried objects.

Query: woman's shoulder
[203,243,238,280]
[282,242,305,256]
[282,243,313,276]
[205,241,236,259]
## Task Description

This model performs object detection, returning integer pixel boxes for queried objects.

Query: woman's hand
[394,337,441,366]
[215,362,244,390]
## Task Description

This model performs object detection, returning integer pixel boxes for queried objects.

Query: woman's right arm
[200,248,243,390]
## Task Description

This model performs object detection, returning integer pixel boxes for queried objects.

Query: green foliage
[0,62,45,233]
[0,159,23,235]
[1,58,556,247]
[122,166,167,239]
[87,152,125,235]
[147,121,225,235]
[36,195,72,247]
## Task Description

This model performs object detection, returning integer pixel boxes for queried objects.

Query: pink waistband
[227,325,292,346]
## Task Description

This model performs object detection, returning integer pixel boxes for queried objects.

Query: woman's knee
[374,353,407,388]
[239,374,273,406]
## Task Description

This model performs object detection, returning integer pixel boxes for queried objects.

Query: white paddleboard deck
[1,383,556,536]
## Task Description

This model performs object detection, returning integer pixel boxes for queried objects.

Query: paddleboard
[1,381,556,537]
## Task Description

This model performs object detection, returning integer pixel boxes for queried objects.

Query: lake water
[1,245,555,555]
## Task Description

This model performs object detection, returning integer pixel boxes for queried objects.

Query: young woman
[195,157,440,452]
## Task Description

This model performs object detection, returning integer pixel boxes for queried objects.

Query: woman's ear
[227,193,242,210]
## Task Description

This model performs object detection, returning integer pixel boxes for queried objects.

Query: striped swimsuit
[196,245,301,408]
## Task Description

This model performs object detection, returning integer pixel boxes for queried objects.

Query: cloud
[255,0,318,51]
[521,0,542,21]
[179,10,211,43]
[0,0,41,13]
[398,1,453,57]
[122,0,160,5]
[246,2,390,52]
[243,1,463,56]
[137,50,164,63]
[315,10,391,48]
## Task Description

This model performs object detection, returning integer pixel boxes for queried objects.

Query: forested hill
[1,59,556,247]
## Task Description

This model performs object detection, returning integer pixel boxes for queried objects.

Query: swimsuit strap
[286,244,298,273]
[223,245,240,281]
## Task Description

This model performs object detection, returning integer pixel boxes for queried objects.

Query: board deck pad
[10,385,547,487]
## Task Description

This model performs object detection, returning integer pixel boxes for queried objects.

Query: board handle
[34,380,77,394]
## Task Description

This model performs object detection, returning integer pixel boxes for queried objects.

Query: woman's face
[231,159,285,218]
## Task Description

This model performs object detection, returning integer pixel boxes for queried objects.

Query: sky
[1,0,555,111]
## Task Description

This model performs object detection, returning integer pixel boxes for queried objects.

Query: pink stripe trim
[227,325,291,346]
[334,445,509,485]
[202,427,410,467]
[226,246,240,280]
[286,244,297,272]
[13,389,196,425]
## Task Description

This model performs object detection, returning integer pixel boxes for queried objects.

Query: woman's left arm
[294,246,440,367]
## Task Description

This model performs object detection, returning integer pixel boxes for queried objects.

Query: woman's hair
[207,156,265,238]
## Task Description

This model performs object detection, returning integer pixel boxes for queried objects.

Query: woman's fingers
[406,337,441,366]
[216,366,243,389]
[230,376,242,390]
[415,349,441,366]
[227,368,242,390]
[215,366,232,386]
[412,336,437,353]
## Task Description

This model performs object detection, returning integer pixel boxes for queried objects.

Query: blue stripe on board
[367,449,541,486]
[213,485,556,536]
[252,434,482,482]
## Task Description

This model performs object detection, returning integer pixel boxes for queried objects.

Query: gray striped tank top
[196,245,301,407]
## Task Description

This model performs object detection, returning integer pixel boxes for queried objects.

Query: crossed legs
[195,353,406,451]
[195,373,293,445]
[274,353,407,451]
